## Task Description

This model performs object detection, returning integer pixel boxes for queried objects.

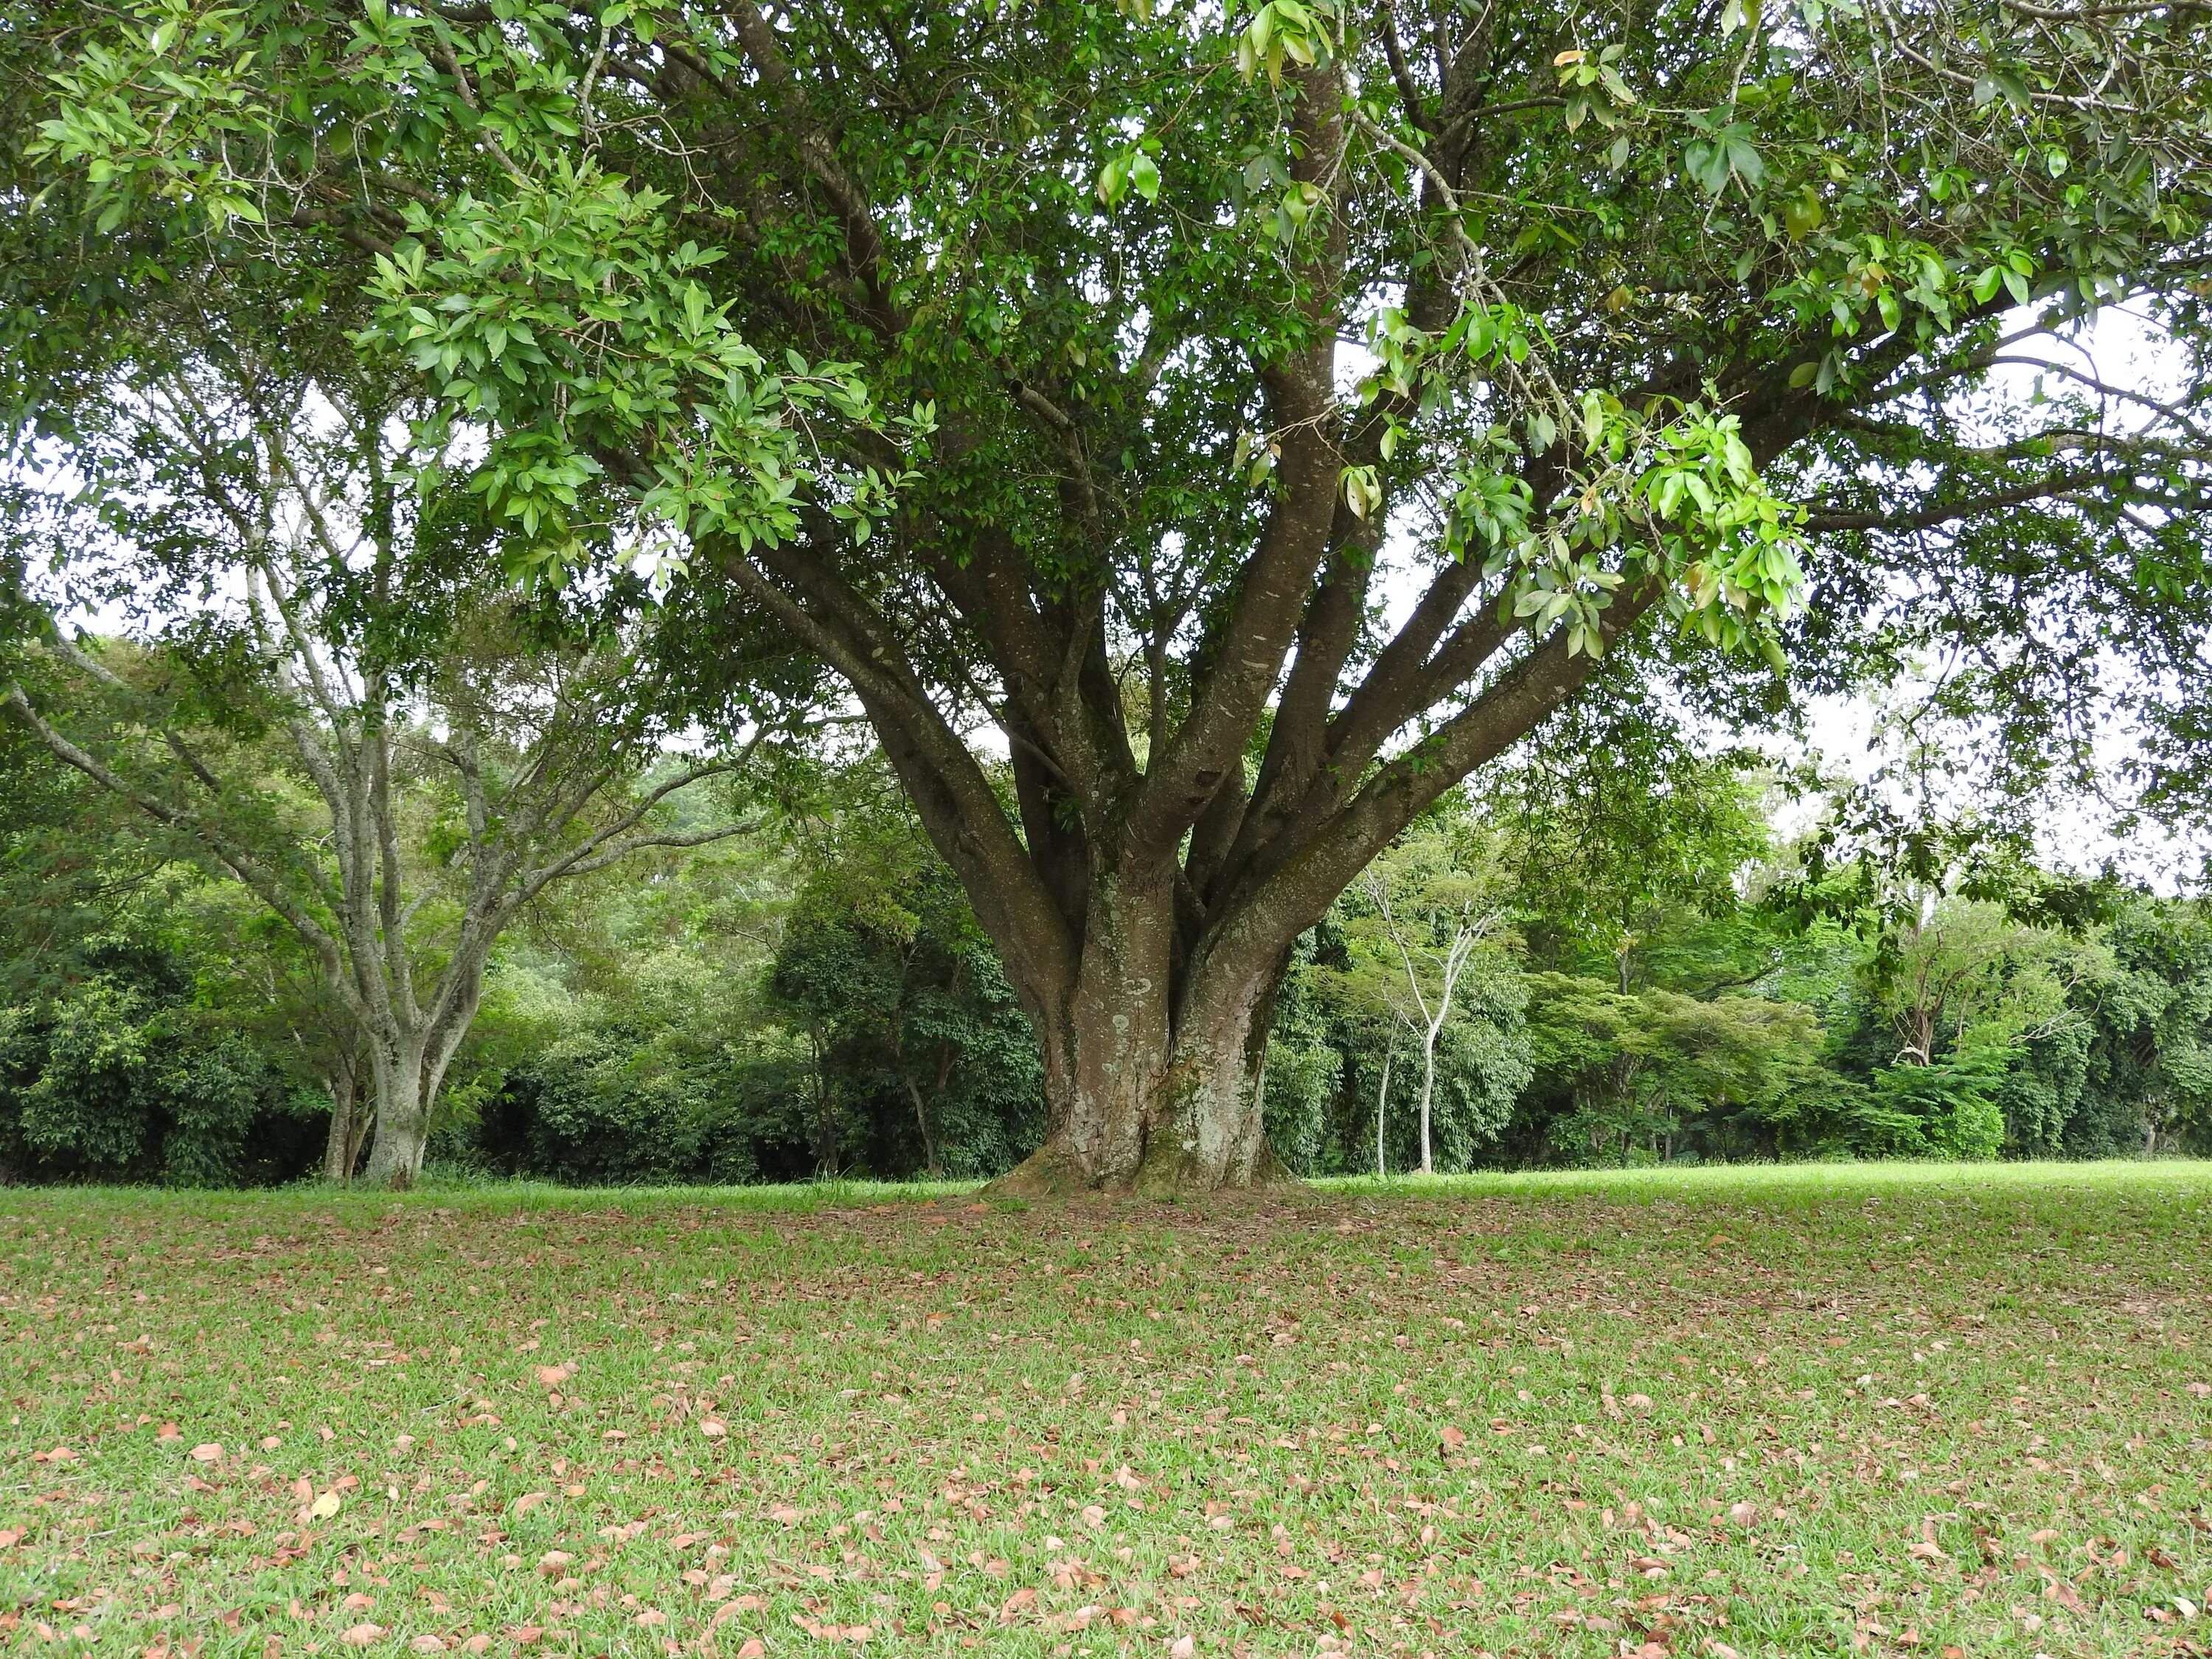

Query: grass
[1,1161,2209,1659]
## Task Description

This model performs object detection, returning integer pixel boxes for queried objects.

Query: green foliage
[0,975,322,1186]
[765,803,1046,1180]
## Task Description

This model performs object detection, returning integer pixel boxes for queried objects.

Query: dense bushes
[0,975,326,1186]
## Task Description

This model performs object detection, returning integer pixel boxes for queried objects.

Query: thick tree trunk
[363,1044,430,1190]
[993,874,1293,1197]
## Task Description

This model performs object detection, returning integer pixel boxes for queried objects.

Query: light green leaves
[1784,187,1826,241]
[1683,118,1764,196]
[360,157,918,585]
[1554,42,1637,131]
[1096,144,1161,207]
[1971,249,2036,309]
[1235,0,1335,86]
[1340,464,1382,520]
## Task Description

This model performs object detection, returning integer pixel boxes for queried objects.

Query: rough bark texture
[321,1055,369,1182]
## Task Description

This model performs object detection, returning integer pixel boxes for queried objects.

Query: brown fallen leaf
[340,1624,385,1647]
[189,1443,223,1464]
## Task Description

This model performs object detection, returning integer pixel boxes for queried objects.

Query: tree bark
[990,870,1292,1196]
[363,1037,431,1190]
[322,1054,367,1182]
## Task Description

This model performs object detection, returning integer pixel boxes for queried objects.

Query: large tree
[10,0,2211,1192]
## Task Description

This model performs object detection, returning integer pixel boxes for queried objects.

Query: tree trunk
[363,1036,432,1190]
[1374,1046,1391,1178]
[323,1060,365,1182]
[991,874,1292,1197]
[1417,1026,1438,1176]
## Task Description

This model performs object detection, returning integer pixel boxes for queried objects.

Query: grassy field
[1,1162,2208,1659]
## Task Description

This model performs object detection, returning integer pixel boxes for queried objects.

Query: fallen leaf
[1440,1424,1467,1452]
[189,1443,224,1464]
[310,1492,343,1520]
[1727,1500,1759,1526]
[700,1420,728,1439]
[340,1624,384,1647]
[737,1644,765,1659]
[1169,1639,1195,1659]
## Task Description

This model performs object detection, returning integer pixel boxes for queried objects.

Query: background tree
[18,0,2211,1192]
[1,320,768,1186]
[1349,811,1511,1172]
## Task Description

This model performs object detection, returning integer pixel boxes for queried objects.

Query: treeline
[4,699,2205,1187]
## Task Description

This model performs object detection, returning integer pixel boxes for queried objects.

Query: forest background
[6,686,2205,1189]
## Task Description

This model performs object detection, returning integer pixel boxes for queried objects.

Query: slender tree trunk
[890,1014,946,1178]
[899,1070,942,1179]
[1417,1024,1439,1175]
[323,1061,364,1182]
[1374,1045,1391,1178]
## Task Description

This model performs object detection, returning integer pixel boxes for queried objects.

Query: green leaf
[1130,152,1161,203]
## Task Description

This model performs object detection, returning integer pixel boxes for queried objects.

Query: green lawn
[3,1162,2209,1659]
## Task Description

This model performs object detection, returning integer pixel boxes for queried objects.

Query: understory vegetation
[0,1163,2205,1658]
[4,707,2207,1189]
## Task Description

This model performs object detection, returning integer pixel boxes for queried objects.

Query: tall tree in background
[1354,815,1509,1173]
[1,312,767,1186]
[10,0,2211,1190]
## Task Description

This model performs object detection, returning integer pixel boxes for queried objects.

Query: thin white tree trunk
[1375,1045,1391,1177]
